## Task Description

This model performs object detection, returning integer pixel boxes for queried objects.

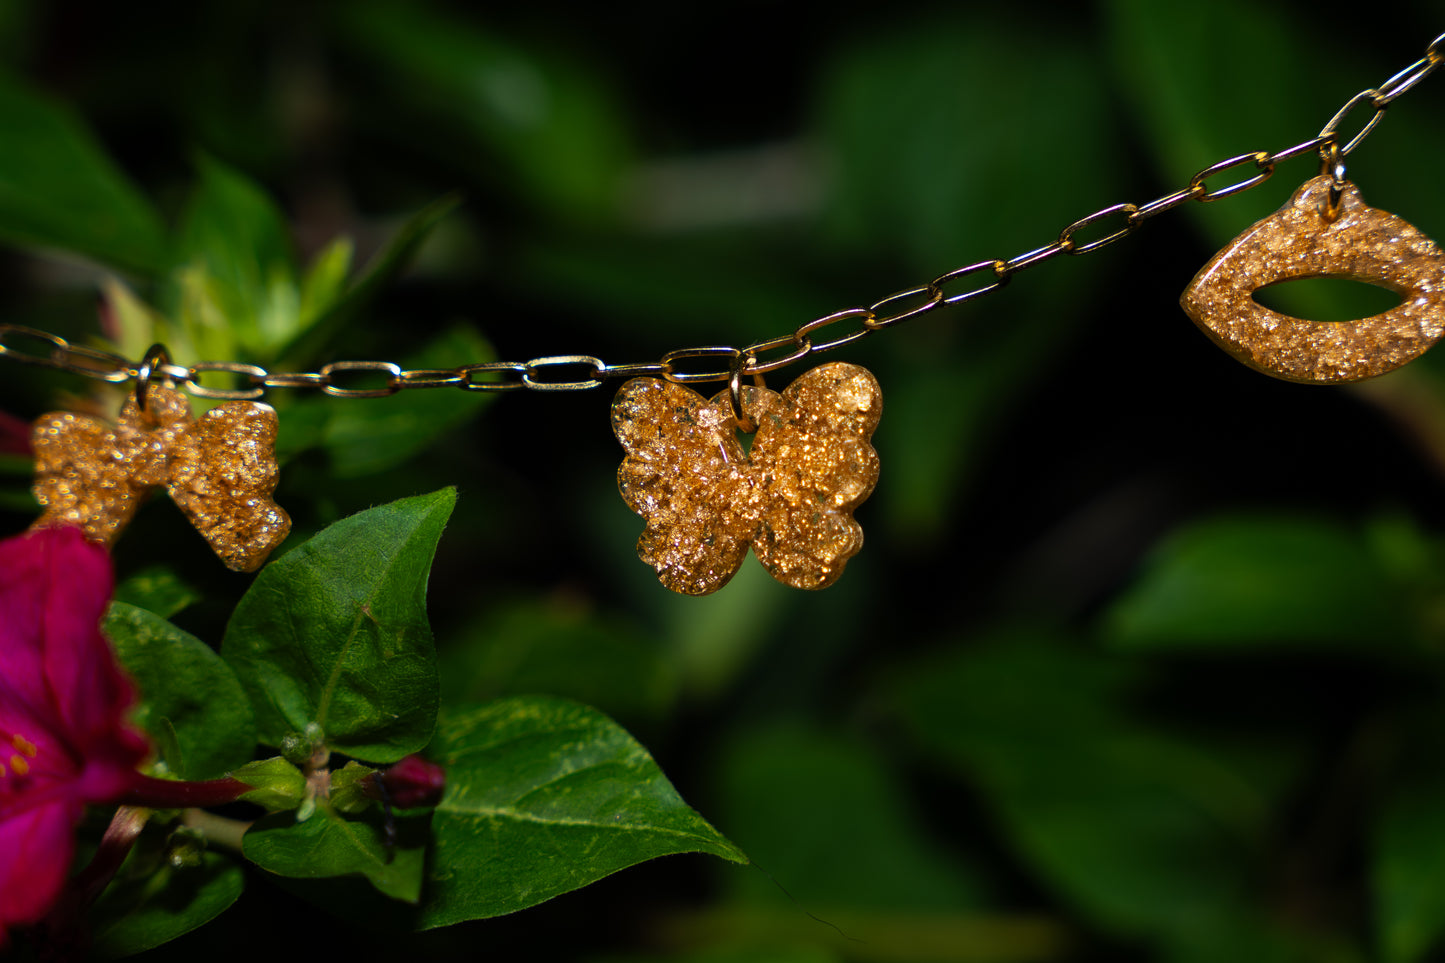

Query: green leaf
[222,488,455,762]
[169,154,299,359]
[104,603,255,780]
[888,631,1285,944]
[243,803,428,903]
[90,851,243,959]
[1102,515,1412,650]
[418,696,746,927]
[0,73,166,273]
[113,566,200,620]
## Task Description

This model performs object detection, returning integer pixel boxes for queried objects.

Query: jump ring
[728,351,758,433]
[135,343,173,416]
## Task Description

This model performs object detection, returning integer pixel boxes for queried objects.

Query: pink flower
[0,526,149,946]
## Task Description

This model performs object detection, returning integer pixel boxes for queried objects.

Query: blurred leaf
[598,482,799,700]
[243,803,428,903]
[222,488,455,762]
[1102,515,1413,650]
[0,73,166,273]
[0,488,36,512]
[714,723,985,911]
[90,851,243,959]
[105,602,255,780]
[418,696,746,927]
[641,905,1072,963]
[113,566,200,620]
[281,194,461,367]
[889,631,1280,944]
[170,154,299,360]
[655,558,794,701]
[103,278,172,370]
[440,597,675,722]
[816,17,1123,297]
[591,944,841,963]
[277,323,496,477]
[1252,277,1407,324]
[814,18,1124,532]
[0,449,37,513]
[1374,728,1445,963]
[339,2,630,220]
[299,236,355,326]
[514,234,828,346]
[880,325,1067,544]
[0,4,33,67]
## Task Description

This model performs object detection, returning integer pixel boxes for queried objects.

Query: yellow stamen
[11,734,36,758]
[8,755,28,777]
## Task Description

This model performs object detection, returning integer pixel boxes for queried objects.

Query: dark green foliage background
[2,1,1444,960]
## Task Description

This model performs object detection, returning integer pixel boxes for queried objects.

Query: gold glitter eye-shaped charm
[611,362,883,596]
[1181,174,1445,384]
[30,384,291,572]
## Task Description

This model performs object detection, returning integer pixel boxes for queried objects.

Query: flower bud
[363,754,446,810]
[166,828,207,870]
[329,761,377,814]
[230,757,307,811]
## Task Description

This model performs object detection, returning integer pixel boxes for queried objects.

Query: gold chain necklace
[4,32,1443,590]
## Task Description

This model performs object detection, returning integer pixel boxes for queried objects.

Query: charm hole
[1251,277,1404,322]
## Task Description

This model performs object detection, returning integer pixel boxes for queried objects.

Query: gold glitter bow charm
[611,361,882,596]
[1182,174,1445,383]
[30,383,291,572]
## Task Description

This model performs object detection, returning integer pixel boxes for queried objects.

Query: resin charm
[611,362,882,595]
[1181,174,1445,383]
[30,384,291,571]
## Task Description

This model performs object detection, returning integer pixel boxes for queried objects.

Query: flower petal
[25,528,135,747]
[0,794,78,941]
[0,529,63,718]
[0,526,147,797]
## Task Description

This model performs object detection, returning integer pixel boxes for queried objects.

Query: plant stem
[121,773,250,809]
[181,809,252,853]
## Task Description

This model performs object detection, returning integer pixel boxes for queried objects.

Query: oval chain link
[3,33,1439,398]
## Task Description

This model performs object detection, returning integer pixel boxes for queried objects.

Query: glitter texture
[31,385,291,572]
[1181,174,1445,384]
[612,362,882,595]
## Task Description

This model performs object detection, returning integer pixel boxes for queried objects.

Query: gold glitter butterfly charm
[1182,174,1445,384]
[30,383,291,572]
[611,361,882,596]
